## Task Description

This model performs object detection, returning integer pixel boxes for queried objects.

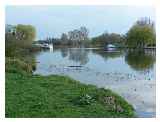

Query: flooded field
[34,48,156,117]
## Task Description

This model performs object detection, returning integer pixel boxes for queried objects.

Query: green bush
[5,57,35,74]
[73,94,95,106]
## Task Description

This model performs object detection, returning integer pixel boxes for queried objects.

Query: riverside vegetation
[6,57,134,117]
[5,17,155,117]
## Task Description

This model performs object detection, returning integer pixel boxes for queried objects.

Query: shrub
[73,94,95,106]
[5,57,35,74]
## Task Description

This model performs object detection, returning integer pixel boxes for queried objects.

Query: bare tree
[80,26,89,41]
[68,26,89,47]
[136,17,155,28]
[61,33,68,45]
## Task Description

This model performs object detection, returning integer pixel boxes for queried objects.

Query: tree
[5,24,36,56]
[126,18,155,48]
[60,33,68,45]
[5,31,18,56]
[15,24,36,48]
[91,32,109,47]
[136,17,154,27]
[68,27,89,47]
[68,30,78,46]
[79,26,89,41]
[107,33,124,46]
[91,32,125,47]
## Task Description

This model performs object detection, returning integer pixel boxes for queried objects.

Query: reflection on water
[59,48,155,71]
[34,48,155,118]
[125,50,155,71]
[57,47,90,65]
[92,49,124,60]
[68,48,89,65]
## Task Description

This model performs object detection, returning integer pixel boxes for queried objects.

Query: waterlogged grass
[5,58,135,118]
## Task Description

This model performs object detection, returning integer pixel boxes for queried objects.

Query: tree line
[37,26,90,47]
[5,17,156,55]
[91,17,155,48]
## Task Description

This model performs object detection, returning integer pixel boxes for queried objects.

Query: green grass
[5,58,135,118]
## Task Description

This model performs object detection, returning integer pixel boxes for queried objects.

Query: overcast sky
[6,6,155,40]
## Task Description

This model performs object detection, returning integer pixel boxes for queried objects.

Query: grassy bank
[5,57,135,118]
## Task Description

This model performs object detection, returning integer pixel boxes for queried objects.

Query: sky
[6,6,155,40]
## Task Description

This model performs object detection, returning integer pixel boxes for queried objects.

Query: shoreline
[5,58,135,117]
[34,70,155,117]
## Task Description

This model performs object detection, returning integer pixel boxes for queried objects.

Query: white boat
[105,44,116,51]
